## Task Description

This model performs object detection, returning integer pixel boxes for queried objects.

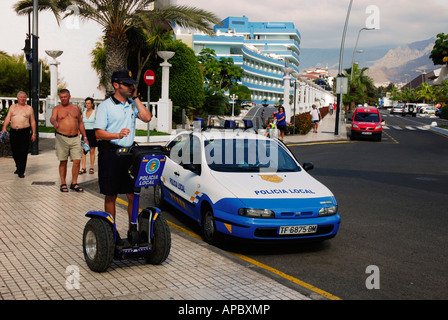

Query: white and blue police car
[154,130,340,243]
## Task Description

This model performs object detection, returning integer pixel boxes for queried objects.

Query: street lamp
[30,0,39,155]
[350,27,374,81]
[335,0,354,136]
[350,49,364,81]
[230,94,238,118]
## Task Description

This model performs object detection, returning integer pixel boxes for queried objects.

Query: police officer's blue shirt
[94,96,139,147]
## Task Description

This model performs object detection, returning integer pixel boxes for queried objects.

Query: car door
[164,133,203,220]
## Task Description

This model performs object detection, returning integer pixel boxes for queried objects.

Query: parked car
[390,105,404,114]
[419,105,436,114]
[351,107,382,141]
[155,130,341,243]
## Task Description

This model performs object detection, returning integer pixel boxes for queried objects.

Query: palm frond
[14,0,71,25]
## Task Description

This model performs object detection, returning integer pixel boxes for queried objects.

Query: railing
[0,96,158,131]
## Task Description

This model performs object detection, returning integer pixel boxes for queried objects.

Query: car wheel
[201,204,218,244]
[350,131,355,140]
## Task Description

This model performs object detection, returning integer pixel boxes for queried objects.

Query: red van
[350,107,382,141]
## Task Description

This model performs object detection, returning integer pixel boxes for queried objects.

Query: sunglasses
[119,82,134,88]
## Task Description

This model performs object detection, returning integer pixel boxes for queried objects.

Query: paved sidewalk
[283,112,348,145]
[0,114,346,301]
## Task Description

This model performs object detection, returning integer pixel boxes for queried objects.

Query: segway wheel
[145,215,171,265]
[83,218,115,272]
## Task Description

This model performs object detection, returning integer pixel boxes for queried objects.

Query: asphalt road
[235,110,448,300]
[86,110,448,300]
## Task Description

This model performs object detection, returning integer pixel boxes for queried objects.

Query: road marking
[286,140,351,147]
[382,130,399,144]
[116,197,342,300]
[230,252,342,300]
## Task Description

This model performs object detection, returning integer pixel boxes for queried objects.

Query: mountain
[299,37,437,86]
[366,37,436,85]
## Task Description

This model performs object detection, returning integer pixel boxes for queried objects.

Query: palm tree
[344,64,375,106]
[14,0,221,95]
[415,82,435,103]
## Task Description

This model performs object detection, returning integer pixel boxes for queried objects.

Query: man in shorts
[310,104,322,133]
[50,89,88,192]
[94,70,152,241]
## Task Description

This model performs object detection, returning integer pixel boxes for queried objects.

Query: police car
[154,130,340,243]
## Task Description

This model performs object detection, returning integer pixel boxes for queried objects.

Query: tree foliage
[136,38,205,123]
[0,53,50,97]
[197,48,243,92]
[343,64,376,105]
[430,33,448,65]
[14,0,221,95]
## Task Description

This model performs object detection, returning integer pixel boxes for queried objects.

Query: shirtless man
[1,91,36,178]
[50,89,88,192]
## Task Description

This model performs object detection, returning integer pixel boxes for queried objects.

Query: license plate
[361,131,372,135]
[279,225,317,235]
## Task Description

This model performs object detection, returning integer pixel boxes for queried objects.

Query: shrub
[291,112,312,134]
[441,105,448,119]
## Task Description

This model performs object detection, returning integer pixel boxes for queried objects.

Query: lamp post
[31,0,39,155]
[230,94,238,119]
[156,51,175,133]
[335,0,353,136]
[282,67,294,121]
[45,50,63,127]
[350,27,374,81]
[350,49,364,81]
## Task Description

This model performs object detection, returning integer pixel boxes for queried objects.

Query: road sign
[336,76,348,94]
[144,69,155,86]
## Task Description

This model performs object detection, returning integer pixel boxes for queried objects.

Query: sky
[1,0,447,99]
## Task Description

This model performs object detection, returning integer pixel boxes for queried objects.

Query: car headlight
[318,205,338,216]
[238,208,275,218]
[375,124,382,129]
[352,124,359,128]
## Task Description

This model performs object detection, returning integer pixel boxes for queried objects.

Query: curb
[429,125,448,136]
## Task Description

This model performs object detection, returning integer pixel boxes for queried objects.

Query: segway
[82,145,171,272]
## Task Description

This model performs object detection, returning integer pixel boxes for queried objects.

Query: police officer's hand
[118,128,130,139]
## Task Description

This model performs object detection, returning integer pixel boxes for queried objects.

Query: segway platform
[83,145,171,272]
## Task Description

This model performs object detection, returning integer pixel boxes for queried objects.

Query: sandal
[60,184,69,192]
[70,183,84,192]
[89,168,94,174]
[79,168,86,175]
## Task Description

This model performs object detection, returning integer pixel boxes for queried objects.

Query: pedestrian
[79,97,97,175]
[264,118,276,138]
[50,89,88,192]
[276,106,286,140]
[329,103,333,115]
[1,91,36,178]
[94,70,152,244]
[310,104,322,133]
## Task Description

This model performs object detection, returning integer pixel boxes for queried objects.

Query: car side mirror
[302,162,314,171]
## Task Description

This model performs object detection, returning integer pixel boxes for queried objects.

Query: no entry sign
[144,69,155,86]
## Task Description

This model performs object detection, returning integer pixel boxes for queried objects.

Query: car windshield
[204,138,300,173]
[354,112,380,122]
